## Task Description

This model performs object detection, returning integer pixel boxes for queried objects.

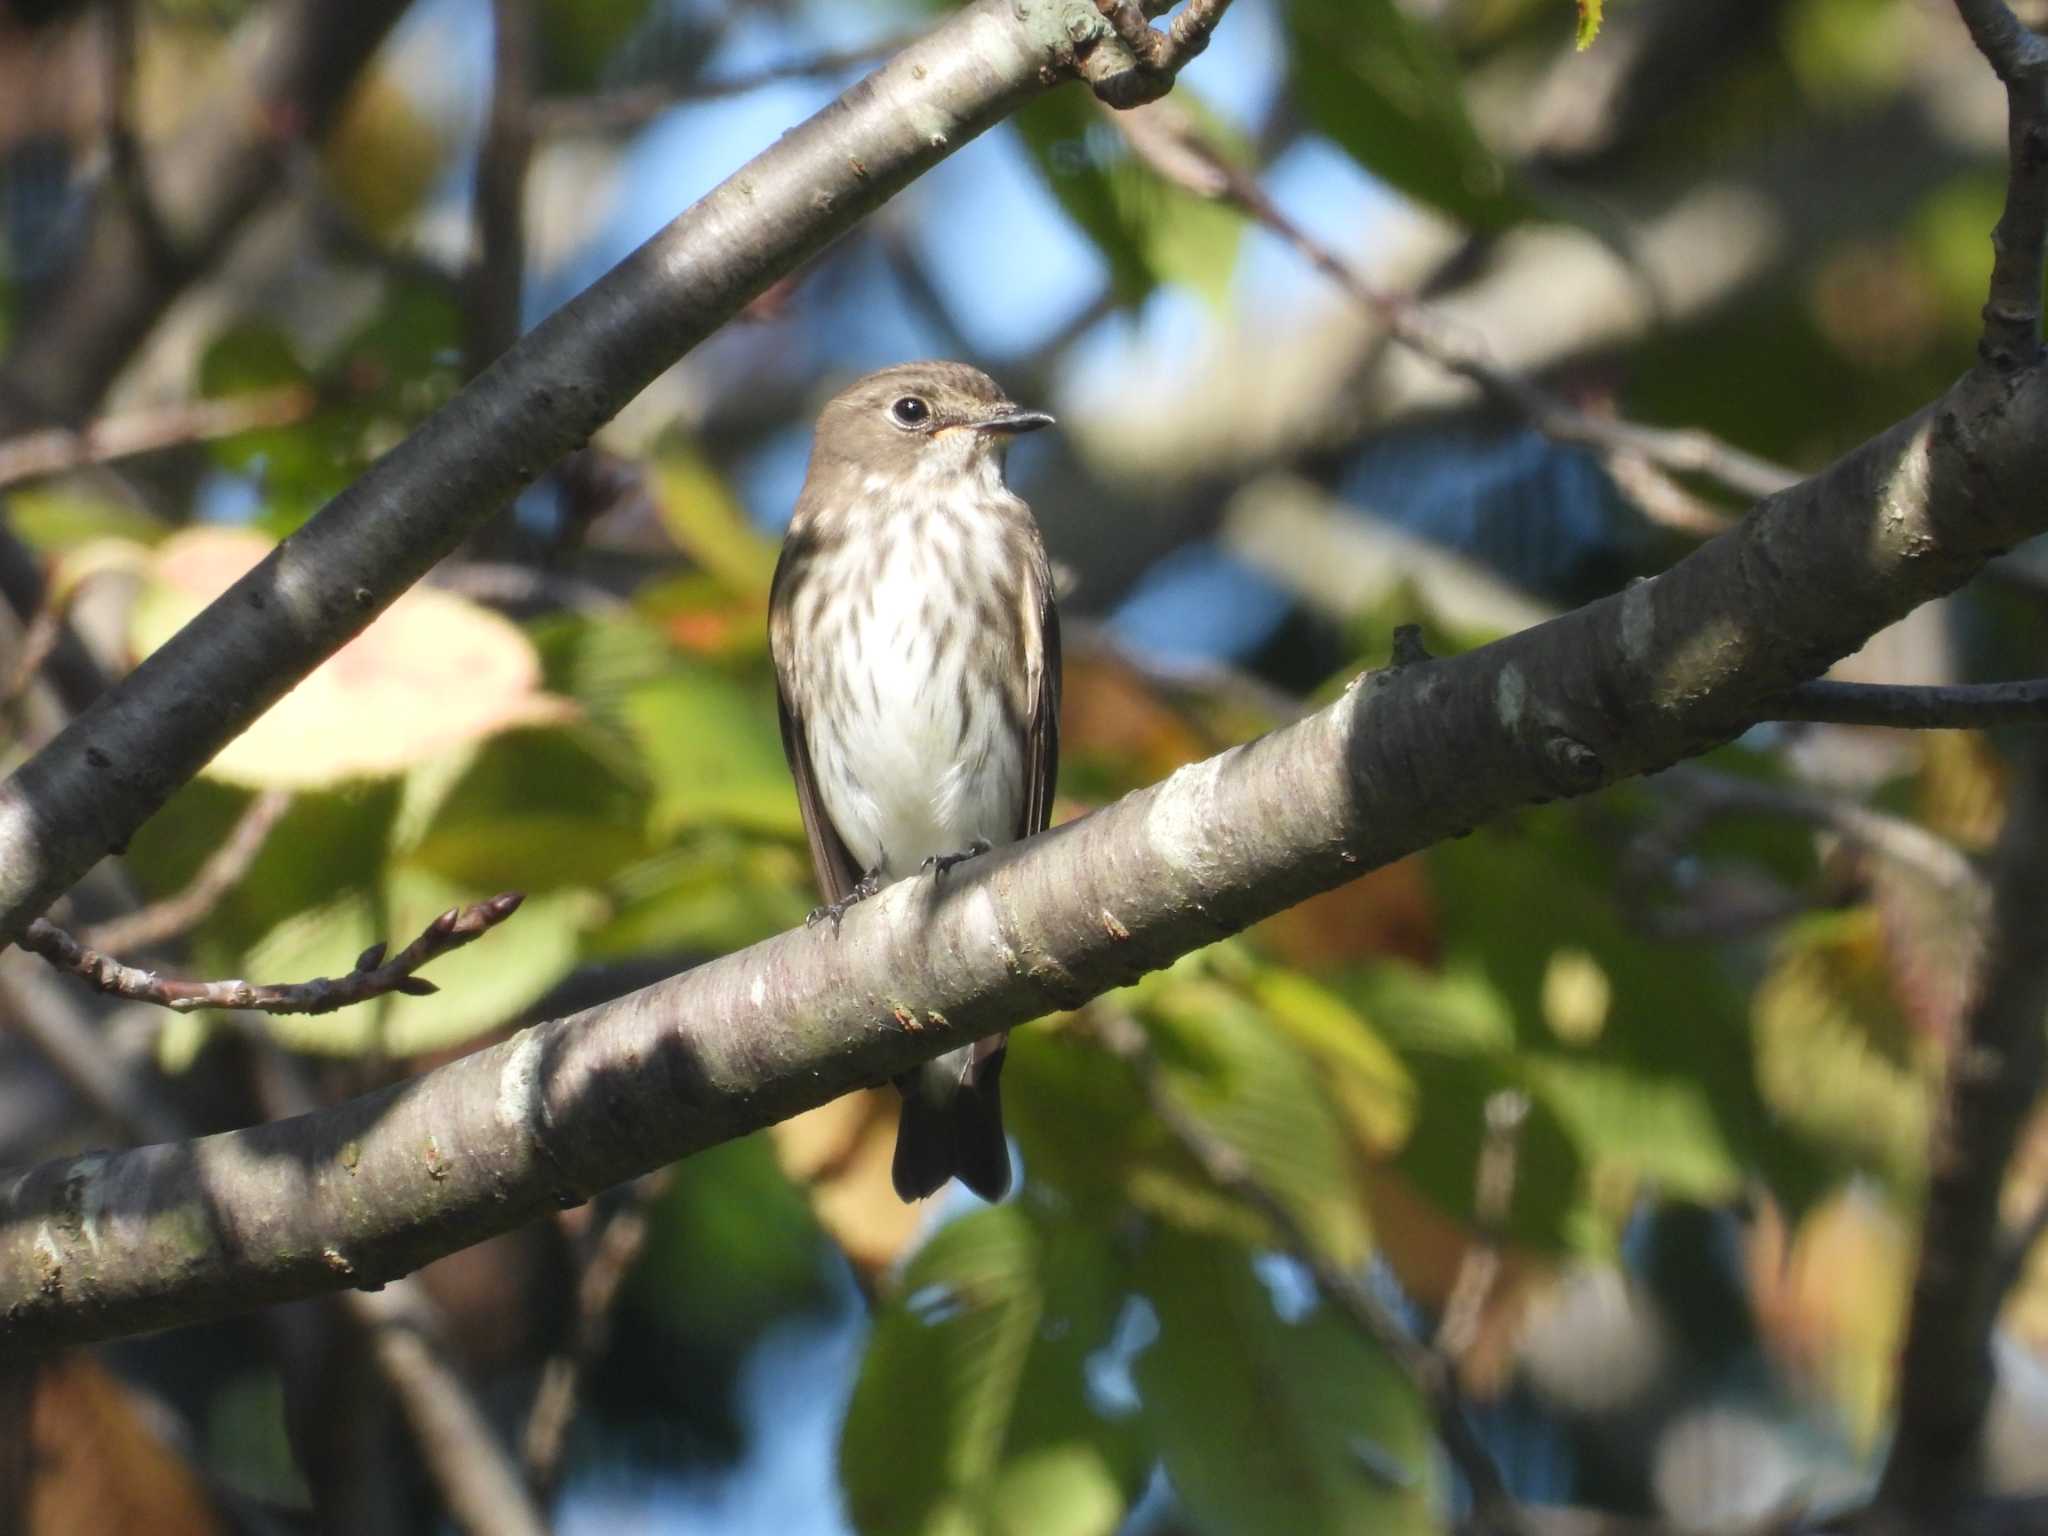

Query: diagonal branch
[1877,751,2048,1514]
[1954,0,2048,370]
[5,334,2048,1351]
[1109,100,1799,504]
[77,789,294,954]
[0,0,1139,950]
[1093,1005,1535,1536]
[6,0,2048,1364]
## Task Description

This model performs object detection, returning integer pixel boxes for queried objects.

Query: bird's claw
[922,839,992,880]
[807,868,885,936]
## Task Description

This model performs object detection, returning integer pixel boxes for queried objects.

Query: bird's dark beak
[974,406,1055,435]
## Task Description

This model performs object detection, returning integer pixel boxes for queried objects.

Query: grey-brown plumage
[768,361,1060,1203]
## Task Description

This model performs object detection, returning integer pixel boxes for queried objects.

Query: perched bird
[768,361,1060,1203]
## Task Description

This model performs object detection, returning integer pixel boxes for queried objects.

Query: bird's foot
[922,839,992,880]
[808,867,885,936]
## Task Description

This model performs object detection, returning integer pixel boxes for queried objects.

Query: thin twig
[1089,0,1234,106]
[77,790,294,954]
[1953,0,2048,370]
[1656,766,1987,904]
[467,0,535,377]
[521,1170,672,1496]
[1879,749,2048,1513]
[1765,677,2048,729]
[99,0,179,278]
[22,892,524,1016]
[1092,1006,1536,1536]
[533,36,921,137]
[1436,1090,1530,1364]
[251,1022,550,1536]
[0,386,316,490]
[344,1283,550,1536]
[1109,101,1797,504]
[2,582,83,715]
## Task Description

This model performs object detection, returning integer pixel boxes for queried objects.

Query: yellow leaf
[132,529,576,788]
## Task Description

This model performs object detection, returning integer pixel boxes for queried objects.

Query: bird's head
[808,361,1053,494]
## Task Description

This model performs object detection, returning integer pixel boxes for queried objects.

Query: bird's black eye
[890,395,931,427]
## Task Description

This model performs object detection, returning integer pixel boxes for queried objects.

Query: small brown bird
[768,361,1060,1203]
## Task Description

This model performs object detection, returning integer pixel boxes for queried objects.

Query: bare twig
[0,386,316,491]
[0,955,187,1146]
[1081,0,1237,108]
[1090,0,1231,99]
[533,36,921,137]
[77,790,293,954]
[1765,678,2048,730]
[1436,1089,1530,1364]
[1954,0,2048,370]
[2,582,83,715]
[21,892,524,1016]
[1110,101,1798,504]
[1092,1006,1535,1536]
[1879,751,2048,1513]
[521,1170,672,1496]
[345,1282,549,1536]
[1654,765,1987,904]
[467,0,535,377]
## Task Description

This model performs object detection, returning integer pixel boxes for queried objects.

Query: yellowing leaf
[770,1090,926,1286]
[648,446,779,597]
[1576,0,1603,49]
[131,529,576,788]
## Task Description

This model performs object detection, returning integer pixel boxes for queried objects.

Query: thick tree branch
[4,0,2048,1361]
[19,892,522,1015]
[3,339,2048,1349]
[0,0,1133,950]
[1878,751,2048,1514]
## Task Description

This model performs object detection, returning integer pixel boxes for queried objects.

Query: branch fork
[1082,0,1233,108]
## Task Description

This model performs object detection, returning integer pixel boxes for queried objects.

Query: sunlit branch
[21,893,523,1016]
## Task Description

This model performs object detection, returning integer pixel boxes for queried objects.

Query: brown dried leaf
[769,1089,924,1286]
[29,1354,222,1536]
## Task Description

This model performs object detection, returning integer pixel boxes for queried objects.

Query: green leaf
[633,1131,832,1339]
[841,1207,1142,1536]
[1576,0,1603,49]
[1752,909,1935,1193]
[1142,959,1373,1266]
[620,664,802,839]
[1134,1232,1438,1536]
[1245,967,1416,1153]
[1283,0,1529,229]
[403,726,652,893]
[1394,1047,1589,1253]
[1424,812,1765,1206]
[1013,90,1244,307]
[587,837,813,959]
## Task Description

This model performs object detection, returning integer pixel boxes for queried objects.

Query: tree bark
[0,356,2044,1352]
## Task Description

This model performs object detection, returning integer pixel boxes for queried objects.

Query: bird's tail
[891,1037,1011,1202]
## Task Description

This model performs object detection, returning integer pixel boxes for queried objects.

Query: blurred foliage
[1,0,2041,1530]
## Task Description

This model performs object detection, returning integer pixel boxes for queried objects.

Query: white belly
[805,523,1026,884]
